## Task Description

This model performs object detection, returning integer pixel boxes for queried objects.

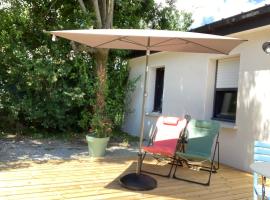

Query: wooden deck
[0,157,253,200]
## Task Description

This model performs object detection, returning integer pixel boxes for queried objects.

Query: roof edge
[191,4,270,35]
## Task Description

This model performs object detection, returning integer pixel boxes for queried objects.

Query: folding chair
[253,141,270,200]
[140,115,190,177]
[173,119,220,186]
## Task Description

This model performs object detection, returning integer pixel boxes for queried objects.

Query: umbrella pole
[119,37,157,191]
[136,46,150,175]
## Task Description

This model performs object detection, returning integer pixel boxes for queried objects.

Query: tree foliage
[0,0,193,133]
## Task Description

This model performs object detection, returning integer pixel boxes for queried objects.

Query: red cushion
[162,117,179,126]
[143,139,178,157]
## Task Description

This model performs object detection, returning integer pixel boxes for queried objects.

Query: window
[213,89,237,121]
[153,67,165,112]
[213,57,239,122]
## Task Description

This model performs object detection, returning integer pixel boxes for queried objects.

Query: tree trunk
[95,48,108,115]
[91,0,114,118]
[78,0,114,131]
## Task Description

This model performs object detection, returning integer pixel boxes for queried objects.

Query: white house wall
[122,52,213,137]
[221,27,270,171]
[122,26,270,172]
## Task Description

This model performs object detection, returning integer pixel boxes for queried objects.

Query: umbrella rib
[93,36,128,48]
[153,42,189,48]
[177,38,228,54]
[150,38,180,47]
[120,38,147,48]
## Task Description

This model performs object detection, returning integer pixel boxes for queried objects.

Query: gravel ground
[0,136,139,162]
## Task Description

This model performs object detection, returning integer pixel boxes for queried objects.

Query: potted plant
[86,113,112,157]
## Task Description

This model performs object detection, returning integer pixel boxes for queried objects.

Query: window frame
[212,87,238,122]
[152,67,165,113]
[212,60,239,123]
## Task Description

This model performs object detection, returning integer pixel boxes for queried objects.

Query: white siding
[216,57,240,88]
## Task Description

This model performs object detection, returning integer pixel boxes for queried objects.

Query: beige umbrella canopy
[50,29,245,54]
[49,28,246,190]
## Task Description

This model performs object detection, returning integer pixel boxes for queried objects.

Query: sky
[155,0,270,28]
[1,0,269,29]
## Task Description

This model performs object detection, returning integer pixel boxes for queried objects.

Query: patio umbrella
[49,29,246,190]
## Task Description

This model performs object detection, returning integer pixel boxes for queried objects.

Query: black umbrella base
[119,173,157,191]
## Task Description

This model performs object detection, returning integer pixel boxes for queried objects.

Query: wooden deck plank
[0,157,253,200]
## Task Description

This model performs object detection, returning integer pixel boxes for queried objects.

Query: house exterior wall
[122,26,270,172]
[122,52,213,137]
[222,27,270,171]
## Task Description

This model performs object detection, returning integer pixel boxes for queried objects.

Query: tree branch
[78,0,87,13]
[101,0,107,26]
[91,0,102,28]
[105,0,114,28]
